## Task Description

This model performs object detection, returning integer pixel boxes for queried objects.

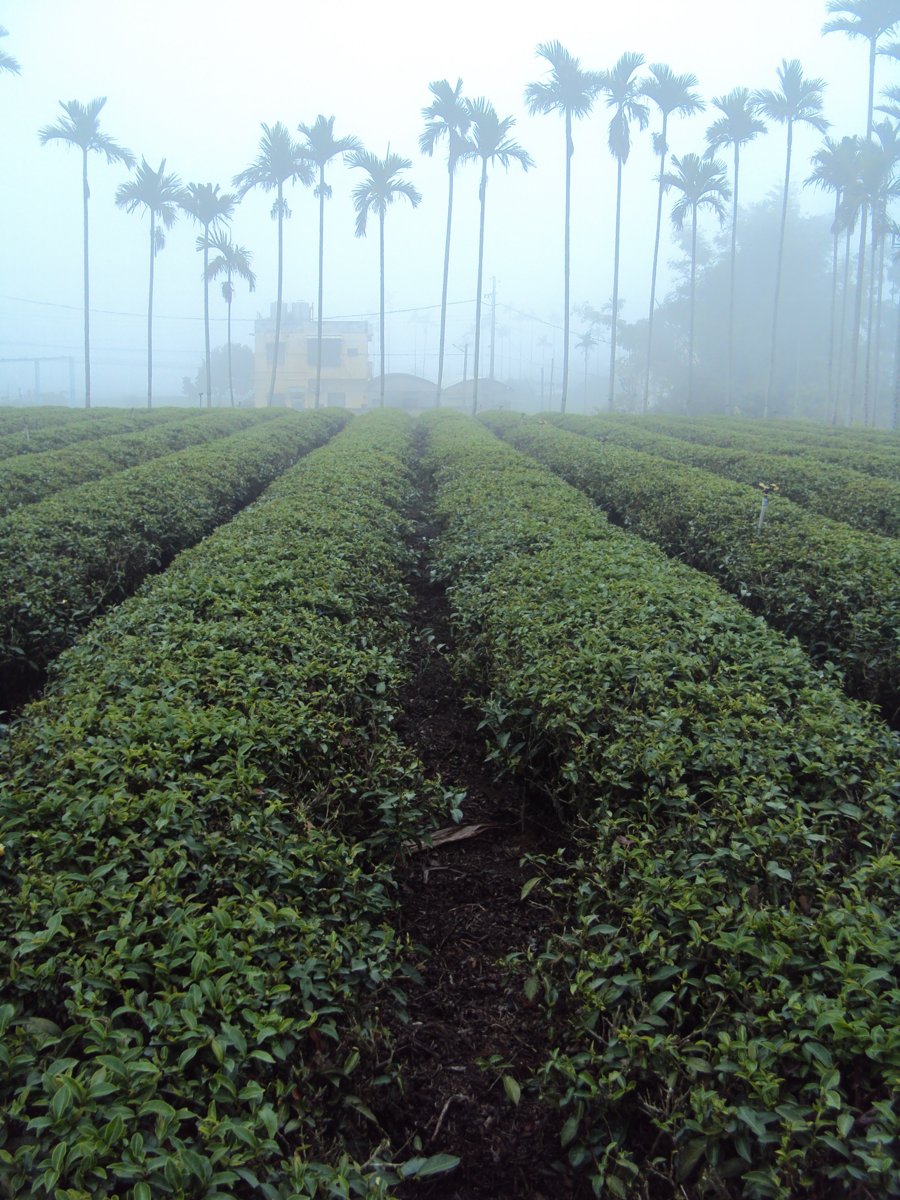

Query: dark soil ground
[378,482,590,1200]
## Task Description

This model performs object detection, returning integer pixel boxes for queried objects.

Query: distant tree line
[9,1,900,423]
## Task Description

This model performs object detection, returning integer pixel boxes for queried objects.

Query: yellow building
[254,302,370,409]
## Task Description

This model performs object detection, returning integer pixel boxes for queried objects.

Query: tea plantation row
[549,414,900,538]
[0,407,195,460]
[423,411,899,1199]
[0,412,453,1197]
[482,412,900,724]
[0,408,287,516]
[1,410,897,1198]
[0,410,347,709]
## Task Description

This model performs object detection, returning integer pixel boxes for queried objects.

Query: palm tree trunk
[227,277,234,407]
[863,220,881,426]
[849,208,869,424]
[608,158,623,410]
[379,210,385,407]
[688,208,698,413]
[436,157,455,407]
[315,168,326,408]
[203,229,212,407]
[561,109,572,414]
[836,226,852,423]
[472,162,488,415]
[268,183,284,407]
[893,288,900,430]
[765,121,793,419]
[726,144,741,415]
[82,148,91,409]
[873,233,887,426]
[826,195,840,424]
[643,116,668,415]
[147,212,155,409]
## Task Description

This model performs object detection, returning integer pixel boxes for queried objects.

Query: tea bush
[0,407,191,461]
[482,411,900,724]
[421,411,900,1198]
[549,414,900,538]
[0,411,447,1196]
[0,410,347,708]
[0,408,283,515]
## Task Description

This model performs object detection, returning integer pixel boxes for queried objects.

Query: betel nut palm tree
[525,42,599,413]
[204,231,256,406]
[660,152,730,413]
[420,78,472,406]
[38,98,134,408]
[297,115,361,408]
[824,1,900,422]
[180,183,235,408]
[806,135,863,422]
[0,27,21,75]
[460,98,532,414]
[705,88,768,413]
[115,158,185,408]
[346,147,422,407]
[233,123,314,406]
[597,52,648,410]
[753,59,828,417]
[640,64,704,413]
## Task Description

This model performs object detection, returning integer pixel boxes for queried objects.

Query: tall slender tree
[806,136,863,422]
[233,123,313,406]
[753,60,828,417]
[460,99,533,414]
[115,158,184,408]
[705,89,767,414]
[525,42,599,413]
[38,98,134,408]
[297,116,362,408]
[597,52,649,410]
[640,66,705,413]
[660,153,730,412]
[204,230,256,406]
[0,27,21,74]
[420,79,472,406]
[346,148,422,406]
[180,184,235,408]
[845,122,900,423]
[823,2,900,421]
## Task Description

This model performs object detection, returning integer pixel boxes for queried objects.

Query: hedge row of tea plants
[0,407,192,461]
[0,409,284,515]
[0,411,450,1197]
[549,414,900,539]
[420,411,900,1199]
[631,413,900,481]
[0,405,83,435]
[0,410,347,709]
[483,412,900,723]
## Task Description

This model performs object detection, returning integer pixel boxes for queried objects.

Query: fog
[0,0,886,409]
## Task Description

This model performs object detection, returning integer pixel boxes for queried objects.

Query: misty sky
[0,0,888,401]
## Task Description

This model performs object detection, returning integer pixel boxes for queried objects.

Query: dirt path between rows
[377,453,588,1200]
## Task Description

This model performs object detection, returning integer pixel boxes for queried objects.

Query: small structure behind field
[254,302,370,410]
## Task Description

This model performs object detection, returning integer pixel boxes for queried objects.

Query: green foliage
[0,411,446,1194]
[483,411,900,722]
[0,410,348,706]
[420,410,900,1197]
[0,407,191,461]
[0,408,283,515]
[552,413,900,538]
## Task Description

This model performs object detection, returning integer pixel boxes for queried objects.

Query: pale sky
[0,0,887,401]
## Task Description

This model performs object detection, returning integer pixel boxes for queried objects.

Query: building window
[327,392,346,407]
[265,343,285,366]
[307,337,342,367]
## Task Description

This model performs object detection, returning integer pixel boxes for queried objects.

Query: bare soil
[377,476,589,1200]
